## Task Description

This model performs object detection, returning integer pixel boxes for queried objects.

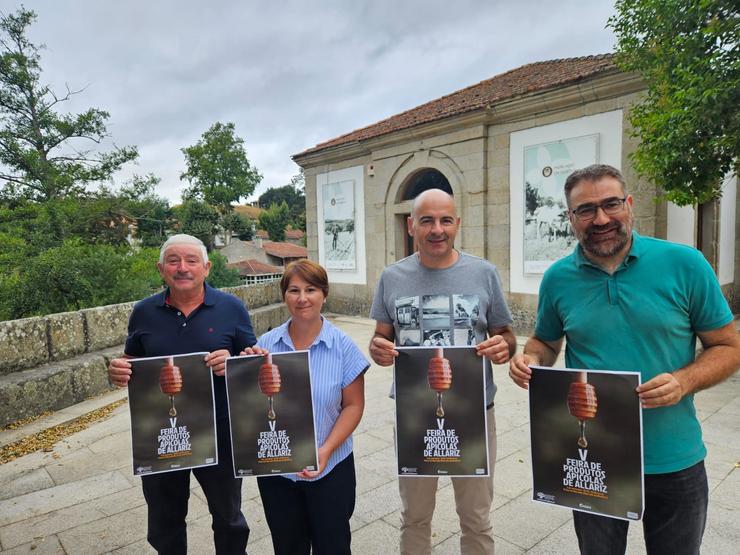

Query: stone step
[0,301,289,427]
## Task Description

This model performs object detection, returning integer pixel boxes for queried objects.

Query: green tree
[173,200,219,250]
[1,240,161,319]
[119,174,173,248]
[207,251,241,288]
[221,211,254,241]
[258,201,290,242]
[258,170,306,231]
[181,122,262,213]
[0,8,137,202]
[609,0,739,205]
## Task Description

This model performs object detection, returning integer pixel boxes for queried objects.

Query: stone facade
[293,68,709,330]
[293,59,740,326]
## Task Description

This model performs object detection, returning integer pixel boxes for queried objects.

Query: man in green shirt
[509,164,740,554]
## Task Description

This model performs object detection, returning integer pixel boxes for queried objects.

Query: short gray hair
[158,234,208,264]
[564,164,627,206]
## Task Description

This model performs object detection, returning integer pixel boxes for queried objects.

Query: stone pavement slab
[0,314,737,554]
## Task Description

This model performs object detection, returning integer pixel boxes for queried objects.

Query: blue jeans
[573,460,708,555]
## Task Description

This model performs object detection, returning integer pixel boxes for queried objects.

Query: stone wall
[0,281,285,426]
[0,281,282,375]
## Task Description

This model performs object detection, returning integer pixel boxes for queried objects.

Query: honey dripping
[567,372,598,448]
[428,347,452,417]
[159,357,183,417]
[258,354,281,420]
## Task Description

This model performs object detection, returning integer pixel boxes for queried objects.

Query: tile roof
[295,54,617,157]
[228,259,282,276]
[260,241,308,259]
[285,229,305,240]
[256,228,305,240]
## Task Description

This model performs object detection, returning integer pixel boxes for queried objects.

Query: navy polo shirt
[125,283,256,418]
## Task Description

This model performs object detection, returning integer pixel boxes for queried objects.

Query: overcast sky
[15,1,618,204]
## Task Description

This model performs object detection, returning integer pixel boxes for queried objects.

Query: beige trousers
[399,408,497,555]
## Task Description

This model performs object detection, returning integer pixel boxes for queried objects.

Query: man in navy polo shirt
[509,165,740,554]
[109,234,255,555]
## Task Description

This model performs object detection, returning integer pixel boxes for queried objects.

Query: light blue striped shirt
[257,317,369,481]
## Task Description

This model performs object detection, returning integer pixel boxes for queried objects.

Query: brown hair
[280,259,329,298]
[564,164,627,206]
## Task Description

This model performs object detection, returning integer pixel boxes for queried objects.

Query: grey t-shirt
[370,251,513,404]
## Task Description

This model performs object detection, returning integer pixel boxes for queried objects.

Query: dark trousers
[573,460,708,555]
[257,453,356,555]
[141,418,249,555]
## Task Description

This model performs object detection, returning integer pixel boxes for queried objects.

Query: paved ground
[0,314,738,554]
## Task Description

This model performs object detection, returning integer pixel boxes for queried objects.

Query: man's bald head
[407,188,460,268]
[411,188,456,219]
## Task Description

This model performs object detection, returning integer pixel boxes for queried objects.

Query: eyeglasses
[570,197,628,221]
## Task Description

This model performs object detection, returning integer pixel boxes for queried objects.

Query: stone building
[292,54,738,329]
[220,238,308,268]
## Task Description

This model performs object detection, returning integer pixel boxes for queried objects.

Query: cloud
[15,0,617,203]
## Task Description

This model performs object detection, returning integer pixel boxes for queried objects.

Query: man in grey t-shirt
[370,188,516,555]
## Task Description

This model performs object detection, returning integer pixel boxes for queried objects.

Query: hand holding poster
[395,346,489,477]
[528,366,644,520]
[128,352,217,476]
[226,351,317,477]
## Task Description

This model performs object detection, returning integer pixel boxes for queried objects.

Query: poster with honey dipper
[528,366,644,520]
[395,346,489,477]
[128,352,217,476]
[225,351,317,477]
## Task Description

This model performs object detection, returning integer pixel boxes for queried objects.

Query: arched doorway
[398,169,453,258]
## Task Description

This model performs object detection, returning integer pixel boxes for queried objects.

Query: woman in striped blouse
[243,259,368,554]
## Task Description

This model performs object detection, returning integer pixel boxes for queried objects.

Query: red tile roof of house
[261,241,308,259]
[295,54,617,157]
[228,259,282,276]
[255,229,305,240]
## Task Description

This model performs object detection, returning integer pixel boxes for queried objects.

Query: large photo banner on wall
[322,179,356,270]
[395,346,489,477]
[128,352,217,476]
[523,134,598,274]
[225,351,318,477]
[529,366,644,521]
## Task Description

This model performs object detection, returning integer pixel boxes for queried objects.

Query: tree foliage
[181,122,262,213]
[0,241,160,320]
[0,8,137,201]
[609,0,740,205]
[207,251,240,288]
[258,201,290,242]
[221,211,254,241]
[173,200,219,250]
[258,182,305,230]
[0,9,262,322]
